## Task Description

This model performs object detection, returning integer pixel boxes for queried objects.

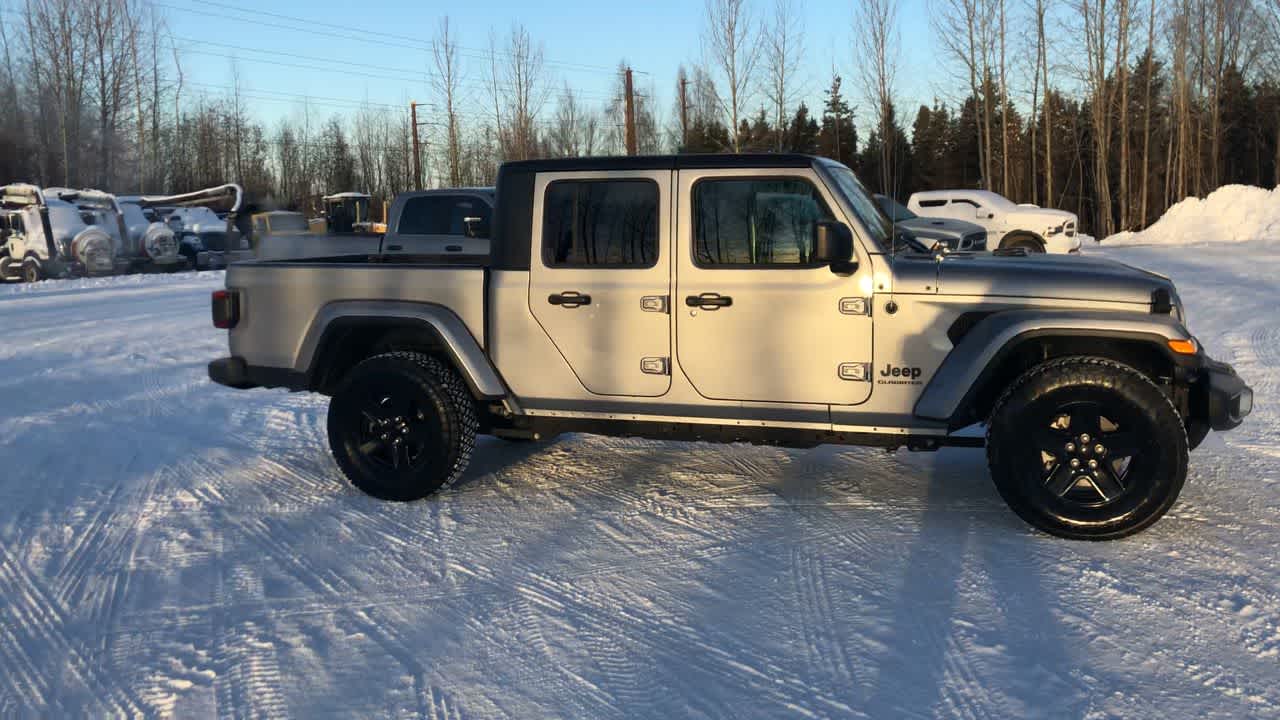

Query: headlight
[143,224,176,259]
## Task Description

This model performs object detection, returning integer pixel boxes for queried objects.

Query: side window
[449,197,491,239]
[542,180,658,267]
[951,198,980,208]
[397,196,452,235]
[693,178,832,267]
[917,199,946,208]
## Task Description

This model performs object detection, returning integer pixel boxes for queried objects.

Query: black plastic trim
[939,328,1205,429]
[208,357,306,391]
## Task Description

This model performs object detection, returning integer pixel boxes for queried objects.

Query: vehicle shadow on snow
[856,450,1082,717]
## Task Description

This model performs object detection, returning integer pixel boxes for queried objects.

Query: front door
[675,170,875,406]
[528,171,672,397]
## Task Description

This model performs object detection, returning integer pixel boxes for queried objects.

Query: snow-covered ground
[1,243,1278,719]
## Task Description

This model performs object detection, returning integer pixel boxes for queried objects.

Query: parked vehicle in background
[134,185,251,270]
[874,194,987,251]
[209,153,1252,540]
[112,196,184,272]
[379,188,493,258]
[310,192,387,235]
[907,189,1082,254]
[256,188,494,261]
[0,184,125,282]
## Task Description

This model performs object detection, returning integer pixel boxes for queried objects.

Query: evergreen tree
[785,102,820,154]
[817,74,857,166]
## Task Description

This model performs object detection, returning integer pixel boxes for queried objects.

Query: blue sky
[165,0,948,133]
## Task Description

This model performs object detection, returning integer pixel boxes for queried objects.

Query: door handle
[445,244,462,252]
[548,291,591,308]
[685,293,733,310]
[387,244,403,251]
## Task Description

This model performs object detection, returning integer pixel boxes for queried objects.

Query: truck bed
[225,258,487,372]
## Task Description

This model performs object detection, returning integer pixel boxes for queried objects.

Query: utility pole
[679,77,690,151]
[623,67,638,156]
[410,101,423,190]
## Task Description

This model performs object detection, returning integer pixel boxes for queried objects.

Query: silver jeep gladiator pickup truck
[209,154,1252,540]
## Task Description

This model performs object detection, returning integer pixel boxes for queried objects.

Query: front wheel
[986,356,1188,540]
[326,352,477,501]
[1001,233,1046,254]
[21,259,42,284]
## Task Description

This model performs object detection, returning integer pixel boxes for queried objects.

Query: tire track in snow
[0,545,151,716]
[516,571,858,718]
[791,547,855,686]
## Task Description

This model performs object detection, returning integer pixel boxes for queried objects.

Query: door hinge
[839,297,871,316]
[641,357,670,375]
[838,362,872,382]
[640,295,669,313]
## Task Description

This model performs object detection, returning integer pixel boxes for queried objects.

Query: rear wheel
[327,352,477,501]
[1001,233,1045,254]
[987,356,1188,540]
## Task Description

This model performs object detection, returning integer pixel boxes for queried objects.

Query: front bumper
[1194,358,1253,432]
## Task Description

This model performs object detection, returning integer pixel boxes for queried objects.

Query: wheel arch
[999,230,1045,251]
[300,301,507,401]
[916,310,1199,429]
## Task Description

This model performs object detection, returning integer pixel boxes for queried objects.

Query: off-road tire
[1001,233,1045,254]
[21,259,41,284]
[327,351,477,501]
[987,356,1188,540]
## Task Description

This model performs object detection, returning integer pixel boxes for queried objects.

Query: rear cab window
[542,180,659,268]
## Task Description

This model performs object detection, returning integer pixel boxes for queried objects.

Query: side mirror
[462,216,488,239]
[813,221,854,265]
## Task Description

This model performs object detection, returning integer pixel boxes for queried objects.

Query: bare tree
[933,0,994,188]
[548,83,584,157]
[997,0,1009,195]
[432,17,463,187]
[764,0,804,151]
[703,0,761,151]
[1138,0,1155,225]
[1080,0,1117,236]
[1115,0,1132,230]
[854,0,900,193]
[1037,0,1054,204]
[486,24,548,161]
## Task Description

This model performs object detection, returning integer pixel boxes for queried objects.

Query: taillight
[212,289,239,329]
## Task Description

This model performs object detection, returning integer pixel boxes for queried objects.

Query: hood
[896,216,985,241]
[1015,207,1076,222]
[936,253,1173,304]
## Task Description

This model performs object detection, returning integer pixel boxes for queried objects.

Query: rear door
[528,171,672,397]
[385,194,491,257]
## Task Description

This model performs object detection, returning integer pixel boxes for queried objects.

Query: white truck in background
[907,189,1082,254]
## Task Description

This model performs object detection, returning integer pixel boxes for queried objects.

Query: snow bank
[1103,184,1280,246]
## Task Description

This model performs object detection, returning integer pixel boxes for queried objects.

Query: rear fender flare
[914,309,1195,423]
[297,300,507,400]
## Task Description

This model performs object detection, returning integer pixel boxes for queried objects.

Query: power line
[176,0,645,76]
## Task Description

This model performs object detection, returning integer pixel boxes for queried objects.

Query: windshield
[267,213,309,232]
[875,195,916,222]
[821,163,893,251]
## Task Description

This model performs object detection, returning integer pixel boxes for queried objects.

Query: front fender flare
[297,300,507,400]
[914,309,1195,422]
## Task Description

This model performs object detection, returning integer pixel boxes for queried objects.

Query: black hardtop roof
[499,153,822,174]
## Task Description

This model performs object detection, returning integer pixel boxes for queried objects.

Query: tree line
[1,0,1278,233]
